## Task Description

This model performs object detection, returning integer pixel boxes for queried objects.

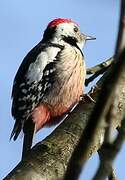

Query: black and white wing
[11,42,63,140]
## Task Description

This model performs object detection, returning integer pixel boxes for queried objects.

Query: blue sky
[0,0,123,179]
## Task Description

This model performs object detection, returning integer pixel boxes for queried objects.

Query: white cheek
[56,23,74,37]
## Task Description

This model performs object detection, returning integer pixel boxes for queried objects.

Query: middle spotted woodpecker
[10,18,95,159]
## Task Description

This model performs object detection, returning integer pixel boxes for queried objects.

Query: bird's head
[42,18,96,49]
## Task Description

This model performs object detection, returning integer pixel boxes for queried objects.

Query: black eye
[74,26,79,32]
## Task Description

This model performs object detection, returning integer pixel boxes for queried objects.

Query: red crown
[48,18,78,27]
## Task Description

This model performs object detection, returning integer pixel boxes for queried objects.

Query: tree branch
[86,57,114,75]
[93,112,125,180]
[85,57,113,86]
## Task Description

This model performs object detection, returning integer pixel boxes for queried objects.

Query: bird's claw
[80,85,101,103]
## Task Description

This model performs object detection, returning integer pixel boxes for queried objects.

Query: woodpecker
[10,18,95,159]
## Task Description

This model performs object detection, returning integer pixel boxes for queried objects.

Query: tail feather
[22,118,35,160]
[10,121,22,141]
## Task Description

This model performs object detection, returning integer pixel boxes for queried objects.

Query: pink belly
[32,98,78,131]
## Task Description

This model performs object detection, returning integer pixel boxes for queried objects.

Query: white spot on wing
[21,89,27,94]
[50,68,56,73]
[44,70,49,76]
[20,83,25,87]
[26,47,60,83]
[18,106,26,110]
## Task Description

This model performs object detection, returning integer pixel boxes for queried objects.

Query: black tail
[22,118,35,160]
[10,120,22,141]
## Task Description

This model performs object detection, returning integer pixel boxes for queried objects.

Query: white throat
[76,41,85,50]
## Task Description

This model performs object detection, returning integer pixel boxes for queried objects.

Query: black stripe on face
[62,36,77,46]
[62,36,83,56]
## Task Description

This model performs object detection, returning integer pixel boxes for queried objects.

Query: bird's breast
[45,46,86,117]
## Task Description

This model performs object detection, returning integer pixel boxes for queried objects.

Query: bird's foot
[80,85,101,103]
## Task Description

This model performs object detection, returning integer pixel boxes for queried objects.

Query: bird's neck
[50,36,67,47]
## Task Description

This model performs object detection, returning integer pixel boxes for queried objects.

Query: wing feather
[11,42,63,140]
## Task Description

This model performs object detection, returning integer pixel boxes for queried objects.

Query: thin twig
[85,57,114,86]
[86,57,114,75]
